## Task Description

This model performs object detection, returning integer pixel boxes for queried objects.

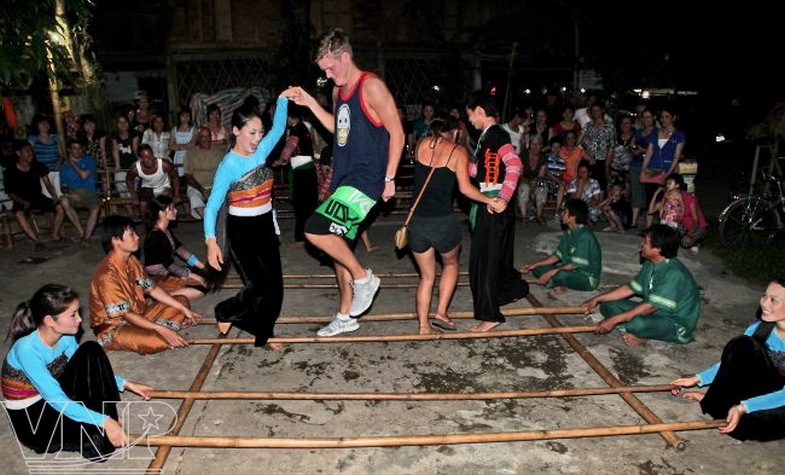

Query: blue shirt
[204,97,288,239]
[4,332,125,425]
[646,128,685,172]
[29,134,61,172]
[60,155,98,191]
[697,321,785,413]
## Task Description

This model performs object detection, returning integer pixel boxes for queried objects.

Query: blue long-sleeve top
[697,321,785,413]
[4,332,125,425]
[203,96,288,239]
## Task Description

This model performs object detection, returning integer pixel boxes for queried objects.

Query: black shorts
[13,195,56,213]
[407,214,462,254]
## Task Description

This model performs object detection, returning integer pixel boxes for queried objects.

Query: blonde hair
[315,28,352,62]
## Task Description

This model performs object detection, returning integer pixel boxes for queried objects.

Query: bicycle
[717,170,784,249]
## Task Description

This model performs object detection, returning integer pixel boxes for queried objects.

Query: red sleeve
[498,143,521,203]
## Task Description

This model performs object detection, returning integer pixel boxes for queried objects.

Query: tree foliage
[0,0,96,92]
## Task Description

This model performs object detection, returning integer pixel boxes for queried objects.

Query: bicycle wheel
[718,197,781,249]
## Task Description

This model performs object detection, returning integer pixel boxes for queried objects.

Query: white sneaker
[689,246,700,254]
[317,314,360,337]
[349,269,381,317]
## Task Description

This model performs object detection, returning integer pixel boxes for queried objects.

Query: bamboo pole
[189,325,597,345]
[199,306,588,325]
[146,334,226,474]
[226,271,471,279]
[527,294,687,451]
[219,281,470,290]
[149,384,677,401]
[135,419,725,449]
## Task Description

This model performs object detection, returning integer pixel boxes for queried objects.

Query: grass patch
[704,229,785,285]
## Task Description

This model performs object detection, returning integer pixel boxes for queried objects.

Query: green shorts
[304,185,377,241]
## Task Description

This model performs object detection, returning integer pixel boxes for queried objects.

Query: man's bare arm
[289,87,335,133]
[363,77,404,200]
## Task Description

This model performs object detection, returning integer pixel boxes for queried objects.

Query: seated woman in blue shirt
[670,277,785,441]
[1,284,152,460]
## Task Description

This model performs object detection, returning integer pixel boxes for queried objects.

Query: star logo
[138,407,164,432]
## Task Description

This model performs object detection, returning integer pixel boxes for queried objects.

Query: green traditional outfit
[532,225,601,291]
[599,258,701,343]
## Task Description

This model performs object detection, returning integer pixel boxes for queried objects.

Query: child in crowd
[545,136,566,213]
[599,181,631,232]
[648,176,684,229]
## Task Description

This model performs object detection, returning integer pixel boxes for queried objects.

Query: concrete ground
[0,207,783,475]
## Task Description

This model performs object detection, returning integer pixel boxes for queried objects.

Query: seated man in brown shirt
[89,215,201,354]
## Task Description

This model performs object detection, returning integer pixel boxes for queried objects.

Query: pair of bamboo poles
[137,273,721,473]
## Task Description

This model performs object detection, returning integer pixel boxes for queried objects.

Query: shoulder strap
[751,319,776,346]
[404,138,440,226]
[444,144,460,167]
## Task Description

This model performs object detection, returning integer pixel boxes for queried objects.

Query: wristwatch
[384,175,395,183]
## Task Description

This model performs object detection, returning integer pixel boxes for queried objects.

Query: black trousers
[291,167,319,243]
[700,335,785,441]
[469,206,528,322]
[216,213,283,346]
[8,341,120,460]
[590,160,607,191]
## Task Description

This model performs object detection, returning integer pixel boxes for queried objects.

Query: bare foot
[682,391,705,402]
[552,286,567,295]
[267,342,284,351]
[470,321,502,332]
[622,333,647,347]
[419,325,441,335]
[217,321,232,335]
[365,245,379,252]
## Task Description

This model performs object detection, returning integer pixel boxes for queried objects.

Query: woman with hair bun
[203,87,296,349]
[1,284,152,460]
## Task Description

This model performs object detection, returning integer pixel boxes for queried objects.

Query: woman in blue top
[203,88,295,349]
[641,105,685,227]
[1,284,152,460]
[28,114,63,173]
[671,277,785,441]
[28,113,64,202]
[629,108,656,227]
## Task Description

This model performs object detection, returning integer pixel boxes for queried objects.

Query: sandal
[429,317,457,331]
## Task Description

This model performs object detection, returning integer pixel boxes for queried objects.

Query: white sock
[354,269,372,285]
[336,312,350,320]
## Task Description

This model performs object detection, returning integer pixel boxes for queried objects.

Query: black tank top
[413,144,459,217]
